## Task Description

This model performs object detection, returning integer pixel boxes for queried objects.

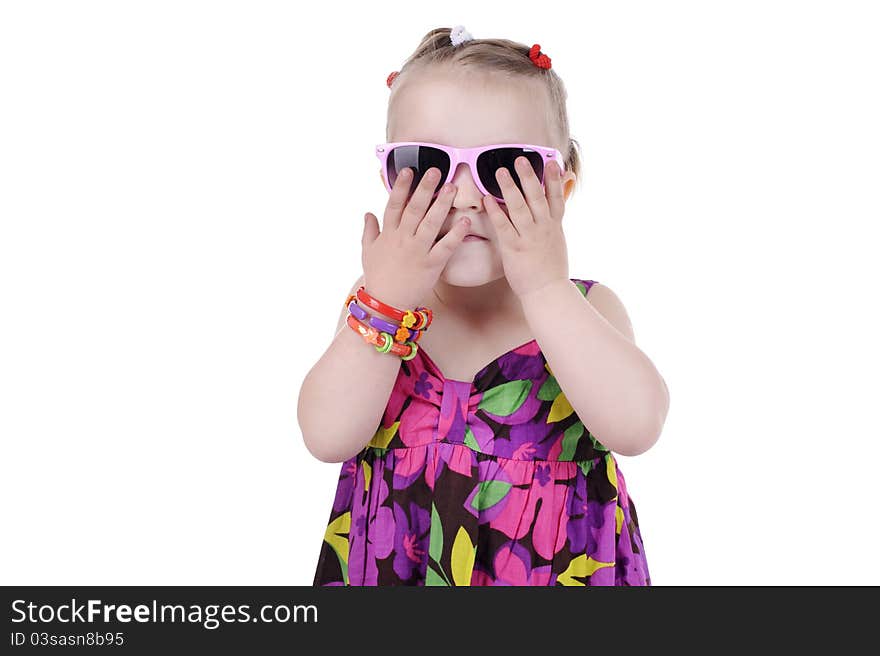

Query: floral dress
[313,278,650,586]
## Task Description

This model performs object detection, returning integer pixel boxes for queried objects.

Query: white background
[2,1,878,586]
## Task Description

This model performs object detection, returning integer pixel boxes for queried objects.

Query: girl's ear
[562,171,577,202]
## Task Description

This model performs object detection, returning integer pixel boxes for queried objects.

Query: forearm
[518,279,668,456]
[297,326,402,462]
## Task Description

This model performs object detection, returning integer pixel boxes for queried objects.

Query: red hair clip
[386,71,399,88]
[529,44,552,70]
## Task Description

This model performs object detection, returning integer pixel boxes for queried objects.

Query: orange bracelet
[355,285,433,331]
[346,313,419,360]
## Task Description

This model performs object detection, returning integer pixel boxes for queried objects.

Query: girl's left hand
[483,157,570,299]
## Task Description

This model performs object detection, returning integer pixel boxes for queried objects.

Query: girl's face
[384,68,576,289]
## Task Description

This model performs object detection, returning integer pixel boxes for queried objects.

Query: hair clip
[528,44,552,69]
[450,25,474,47]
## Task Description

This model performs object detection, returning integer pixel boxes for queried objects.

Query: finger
[415,181,457,248]
[363,212,380,247]
[400,167,445,236]
[382,167,414,230]
[430,216,471,264]
[483,193,518,242]
[495,166,532,233]
[545,160,566,220]
[514,156,547,221]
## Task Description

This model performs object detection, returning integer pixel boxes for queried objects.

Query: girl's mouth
[435,231,488,244]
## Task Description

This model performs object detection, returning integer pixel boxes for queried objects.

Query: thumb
[362,212,380,246]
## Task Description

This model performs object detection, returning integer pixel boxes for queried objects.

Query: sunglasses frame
[375,141,566,202]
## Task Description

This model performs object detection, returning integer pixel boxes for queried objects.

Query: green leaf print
[559,422,584,461]
[463,425,481,452]
[574,280,587,297]
[426,565,450,587]
[589,430,609,453]
[537,375,561,401]
[478,379,532,416]
[429,503,443,564]
[470,480,512,511]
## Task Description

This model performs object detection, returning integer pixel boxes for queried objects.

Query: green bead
[400,341,418,361]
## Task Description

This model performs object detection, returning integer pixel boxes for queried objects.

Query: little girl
[298,25,669,586]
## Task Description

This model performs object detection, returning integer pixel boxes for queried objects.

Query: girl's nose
[448,162,483,201]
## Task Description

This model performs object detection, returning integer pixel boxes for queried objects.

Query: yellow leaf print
[369,421,400,449]
[363,461,371,492]
[557,554,614,585]
[323,512,351,585]
[450,526,476,586]
[547,392,574,423]
[605,453,618,491]
[616,505,625,534]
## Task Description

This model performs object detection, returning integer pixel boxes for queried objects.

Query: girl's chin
[439,264,505,287]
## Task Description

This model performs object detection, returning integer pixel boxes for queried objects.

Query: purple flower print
[332,458,358,513]
[495,343,546,381]
[615,553,631,584]
[506,420,554,459]
[565,469,616,562]
[348,467,395,586]
[392,501,430,581]
[413,371,435,400]
[535,463,550,486]
[511,442,537,459]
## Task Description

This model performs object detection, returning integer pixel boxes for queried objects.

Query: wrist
[516,277,571,303]
[360,283,424,318]
[357,282,432,331]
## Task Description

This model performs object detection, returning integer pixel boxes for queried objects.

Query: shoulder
[571,278,636,344]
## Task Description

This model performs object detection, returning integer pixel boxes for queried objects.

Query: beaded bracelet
[371,315,421,343]
[355,285,433,331]
[345,294,420,343]
[346,313,419,360]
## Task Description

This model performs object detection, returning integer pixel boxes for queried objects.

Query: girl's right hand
[361,166,471,311]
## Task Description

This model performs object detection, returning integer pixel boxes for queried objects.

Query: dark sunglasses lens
[387,145,450,196]
[477,148,545,199]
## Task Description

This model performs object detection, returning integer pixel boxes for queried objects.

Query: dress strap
[570,278,597,298]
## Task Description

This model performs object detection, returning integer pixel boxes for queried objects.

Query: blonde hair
[386,27,583,194]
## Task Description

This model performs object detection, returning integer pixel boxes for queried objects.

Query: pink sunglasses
[375,141,565,203]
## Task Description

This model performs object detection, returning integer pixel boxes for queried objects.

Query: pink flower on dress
[470,541,554,586]
[487,459,573,560]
